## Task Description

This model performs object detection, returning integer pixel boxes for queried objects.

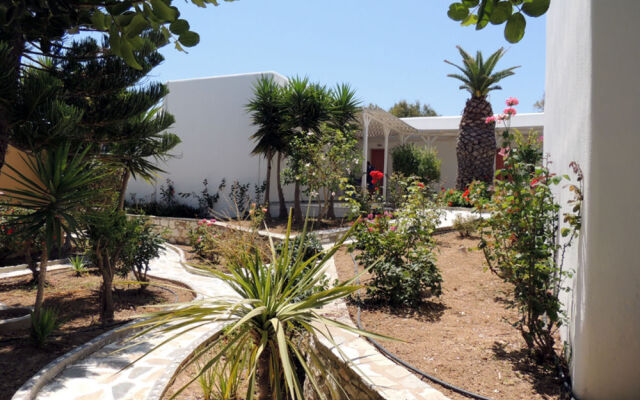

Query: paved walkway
[15,246,236,400]
[8,209,477,400]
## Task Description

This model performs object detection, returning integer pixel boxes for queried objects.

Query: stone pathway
[8,209,476,400]
[13,246,236,400]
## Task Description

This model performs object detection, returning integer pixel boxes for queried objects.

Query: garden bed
[334,231,565,400]
[0,269,195,400]
[227,217,350,235]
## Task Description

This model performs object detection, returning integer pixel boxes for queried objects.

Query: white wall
[126,72,289,215]
[546,1,640,398]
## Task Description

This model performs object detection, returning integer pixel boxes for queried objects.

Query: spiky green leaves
[447,0,549,43]
[445,46,519,98]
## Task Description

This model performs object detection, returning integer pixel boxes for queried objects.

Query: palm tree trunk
[256,346,272,400]
[276,153,287,219]
[264,150,272,219]
[118,169,131,211]
[33,243,48,320]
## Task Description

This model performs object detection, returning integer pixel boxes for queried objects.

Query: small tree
[391,144,441,184]
[389,100,438,118]
[0,143,103,320]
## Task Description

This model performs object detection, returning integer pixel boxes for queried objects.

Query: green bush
[391,144,441,184]
[351,179,442,306]
[69,254,88,276]
[31,307,60,348]
[120,216,165,290]
[452,215,480,238]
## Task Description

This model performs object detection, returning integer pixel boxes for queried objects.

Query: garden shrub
[452,214,480,238]
[275,232,328,302]
[120,216,166,291]
[31,307,59,348]
[351,179,442,306]
[470,127,582,359]
[391,143,441,184]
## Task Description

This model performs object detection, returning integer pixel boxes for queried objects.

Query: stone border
[11,251,200,400]
[0,306,32,334]
[0,258,68,274]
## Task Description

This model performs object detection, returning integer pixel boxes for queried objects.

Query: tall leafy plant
[0,143,103,319]
[129,216,388,400]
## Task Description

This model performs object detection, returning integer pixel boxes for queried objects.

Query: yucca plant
[0,142,104,320]
[198,344,248,400]
[69,254,88,276]
[30,307,60,348]
[129,215,386,400]
[445,46,519,189]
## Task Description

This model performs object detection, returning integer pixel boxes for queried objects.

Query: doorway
[370,149,385,172]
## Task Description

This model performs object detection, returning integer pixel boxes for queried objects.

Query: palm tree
[108,107,180,211]
[129,216,388,399]
[445,46,519,189]
[0,142,103,320]
[282,77,331,223]
[247,76,289,219]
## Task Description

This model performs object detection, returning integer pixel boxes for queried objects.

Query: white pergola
[357,107,420,198]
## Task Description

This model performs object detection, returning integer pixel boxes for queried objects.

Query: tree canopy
[389,100,438,118]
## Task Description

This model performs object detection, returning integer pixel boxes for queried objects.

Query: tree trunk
[293,182,303,224]
[264,150,272,218]
[33,243,48,320]
[97,249,115,324]
[276,153,287,219]
[118,169,131,211]
[456,97,496,190]
[256,345,272,400]
[328,192,336,219]
[23,241,38,284]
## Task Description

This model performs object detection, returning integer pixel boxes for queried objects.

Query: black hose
[350,253,494,400]
[349,253,579,400]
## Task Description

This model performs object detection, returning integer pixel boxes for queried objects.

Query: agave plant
[445,46,519,189]
[129,215,386,400]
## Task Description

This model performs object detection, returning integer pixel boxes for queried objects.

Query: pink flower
[198,219,205,226]
[496,114,506,121]
[485,115,496,124]
[498,147,510,159]
[262,208,268,213]
[368,226,374,232]
[506,97,519,106]
[390,226,397,232]
[538,136,544,143]
[504,107,517,116]
[197,237,202,243]
[210,218,217,223]
[207,221,213,226]
[367,213,374,220]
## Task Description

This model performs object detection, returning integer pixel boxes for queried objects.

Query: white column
[361,113,371,191]
[382,125,390,200]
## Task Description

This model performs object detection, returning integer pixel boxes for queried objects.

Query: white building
[127,71,543,214]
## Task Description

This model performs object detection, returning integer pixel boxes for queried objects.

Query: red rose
[417,182,425,188]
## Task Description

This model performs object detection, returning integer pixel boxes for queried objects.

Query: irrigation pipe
[350,253,580,400]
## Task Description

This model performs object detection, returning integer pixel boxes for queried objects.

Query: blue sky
[151,0,546,116]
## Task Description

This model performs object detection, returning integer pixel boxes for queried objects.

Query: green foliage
[275,233,328,302]
[452,214,480,238]
[470,125,583,359]
[391,144,441,184]
[188,219,222,263]
[31,307,60,348]
[388,100,438,118]
[69,255,89,276]
[447,0,549,43]
[197,348,247,400]
[440,187,472,208]
[120,216,165,289]
[445,46,519,98]
[351,180,442,306]
[128,215,388,400]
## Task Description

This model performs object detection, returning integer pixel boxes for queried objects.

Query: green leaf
[462,0,480,6]
[150,0,178,21]
[504,12,526,43]
[90,11,108,30]
[120,39,143,69]
[448,3,469,21]
[522,0,550,17]
[490,1,512,25]
[125,13,149,38]
[475,0,494,30]
[178,31,200,47]
[461,13,478,26]
[169,19,190,35]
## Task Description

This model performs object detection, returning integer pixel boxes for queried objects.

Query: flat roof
[401,112,544,132]
[166,71,288,85]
